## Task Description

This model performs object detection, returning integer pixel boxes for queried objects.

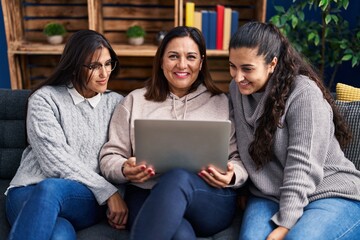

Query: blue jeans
[239,195,360,240]
[6,178,104,240]
[126,169,238,240]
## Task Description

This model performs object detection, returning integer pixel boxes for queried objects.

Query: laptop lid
[134,119,230,174]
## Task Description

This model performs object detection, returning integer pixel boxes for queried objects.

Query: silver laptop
[134,119,231,174]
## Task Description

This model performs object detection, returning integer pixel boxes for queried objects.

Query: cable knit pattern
[229,75,360,229]
[9,85,123,205]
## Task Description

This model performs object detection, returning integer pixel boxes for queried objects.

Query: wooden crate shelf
[2,0,266,93]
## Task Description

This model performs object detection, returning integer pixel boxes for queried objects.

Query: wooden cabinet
[2,0,266,93]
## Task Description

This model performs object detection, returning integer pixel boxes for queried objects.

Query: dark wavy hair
[229,22,352,169]
[145,26,222,101]
[31,29,119,95]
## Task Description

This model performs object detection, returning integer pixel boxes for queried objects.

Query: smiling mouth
[97,79,108,84]
[175,72,189,77]
[239,80,250,86]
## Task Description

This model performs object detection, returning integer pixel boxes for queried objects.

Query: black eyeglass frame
[83,60,117,72]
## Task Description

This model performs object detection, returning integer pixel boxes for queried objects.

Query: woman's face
[229,47,277,95]
[80,47,113,98]
[161,36,203,97]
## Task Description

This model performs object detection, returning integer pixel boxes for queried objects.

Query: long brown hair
[31,29,119,95]
[229,22,352,169]
[145,26,222,101]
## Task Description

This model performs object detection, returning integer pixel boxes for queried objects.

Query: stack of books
[185,2,239,50]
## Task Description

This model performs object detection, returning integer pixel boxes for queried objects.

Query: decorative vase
[47,35,64,45]
[128,37,144,46]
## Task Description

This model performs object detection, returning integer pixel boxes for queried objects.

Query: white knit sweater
[8,85,123,205]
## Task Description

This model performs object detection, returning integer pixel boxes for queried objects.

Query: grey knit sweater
[8,85,123,205]
[100,84,248,189]
[229,75,360,229]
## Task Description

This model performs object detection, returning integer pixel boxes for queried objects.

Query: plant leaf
[341,54,352,61]
[352,56,358,67]
[325,14,332,24]
[291,15,298,28]
[274,5,285,13]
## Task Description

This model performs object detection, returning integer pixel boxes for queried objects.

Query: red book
[216,4,225,50]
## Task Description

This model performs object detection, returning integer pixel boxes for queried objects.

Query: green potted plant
[270,0,360,89]
[43,22,67,45]
[126,25,146,45]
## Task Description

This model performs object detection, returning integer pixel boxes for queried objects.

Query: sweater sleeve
[100,100,133,184]
[27,91,118,205]
[271,86,332,229]
[228,106,248,188]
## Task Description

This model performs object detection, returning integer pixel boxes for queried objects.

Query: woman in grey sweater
[5,30,126,240]
[229,21,360,240]
[100,26,248,239]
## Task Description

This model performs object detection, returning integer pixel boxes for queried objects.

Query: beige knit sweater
[100,84,248,189]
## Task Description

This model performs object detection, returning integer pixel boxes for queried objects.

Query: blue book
[208,11,217,49]
[201,10,210,49]
[231,10,239,37]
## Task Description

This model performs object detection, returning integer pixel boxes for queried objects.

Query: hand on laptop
[122,157,155,183]
[198,162,235,188]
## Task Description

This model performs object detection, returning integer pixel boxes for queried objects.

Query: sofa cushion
[0,89,30,179]
[336,100,360,169]
[336,83,360,102]
[0,180,11,238]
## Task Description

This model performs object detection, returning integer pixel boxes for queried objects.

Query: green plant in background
[43,22,67,36]
[270,0,360,89]
[126,25,146,38]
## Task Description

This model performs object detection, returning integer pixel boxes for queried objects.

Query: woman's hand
[106,192,128,229]
[198,162,235,188]
[266,226,289,240]
[122,157,155,183]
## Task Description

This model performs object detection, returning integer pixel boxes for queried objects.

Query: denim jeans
[125,169,238,240]
[239,195,360,240]
[6,178,103,240]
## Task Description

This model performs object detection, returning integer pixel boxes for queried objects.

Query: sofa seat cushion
[77,211,241,240]
[0,180,11,237]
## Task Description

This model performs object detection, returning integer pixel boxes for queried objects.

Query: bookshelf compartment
[2,0,266,91]
[21,0,89,43]
[180,0,266,26]
[102,0,176,44]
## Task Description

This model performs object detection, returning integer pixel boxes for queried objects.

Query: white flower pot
[47,35,64,45]
[128,37,144,46]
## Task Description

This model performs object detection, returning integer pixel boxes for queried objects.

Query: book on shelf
[201,10,210,49]
[231,10,239,37]
[194,11,202,31]
[223,7,232,50]
[185,2,195,27]
[208,10,217,49]
[216,5,224,50]
[186,3,236,50]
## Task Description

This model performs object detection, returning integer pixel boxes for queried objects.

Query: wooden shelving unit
[2,0,266,93]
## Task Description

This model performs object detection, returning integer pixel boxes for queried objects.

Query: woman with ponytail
[228,21,360,240]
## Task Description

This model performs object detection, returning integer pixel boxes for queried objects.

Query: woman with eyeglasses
[5,30,127,240]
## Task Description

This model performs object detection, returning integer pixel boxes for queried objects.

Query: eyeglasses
[83,60,117,72]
